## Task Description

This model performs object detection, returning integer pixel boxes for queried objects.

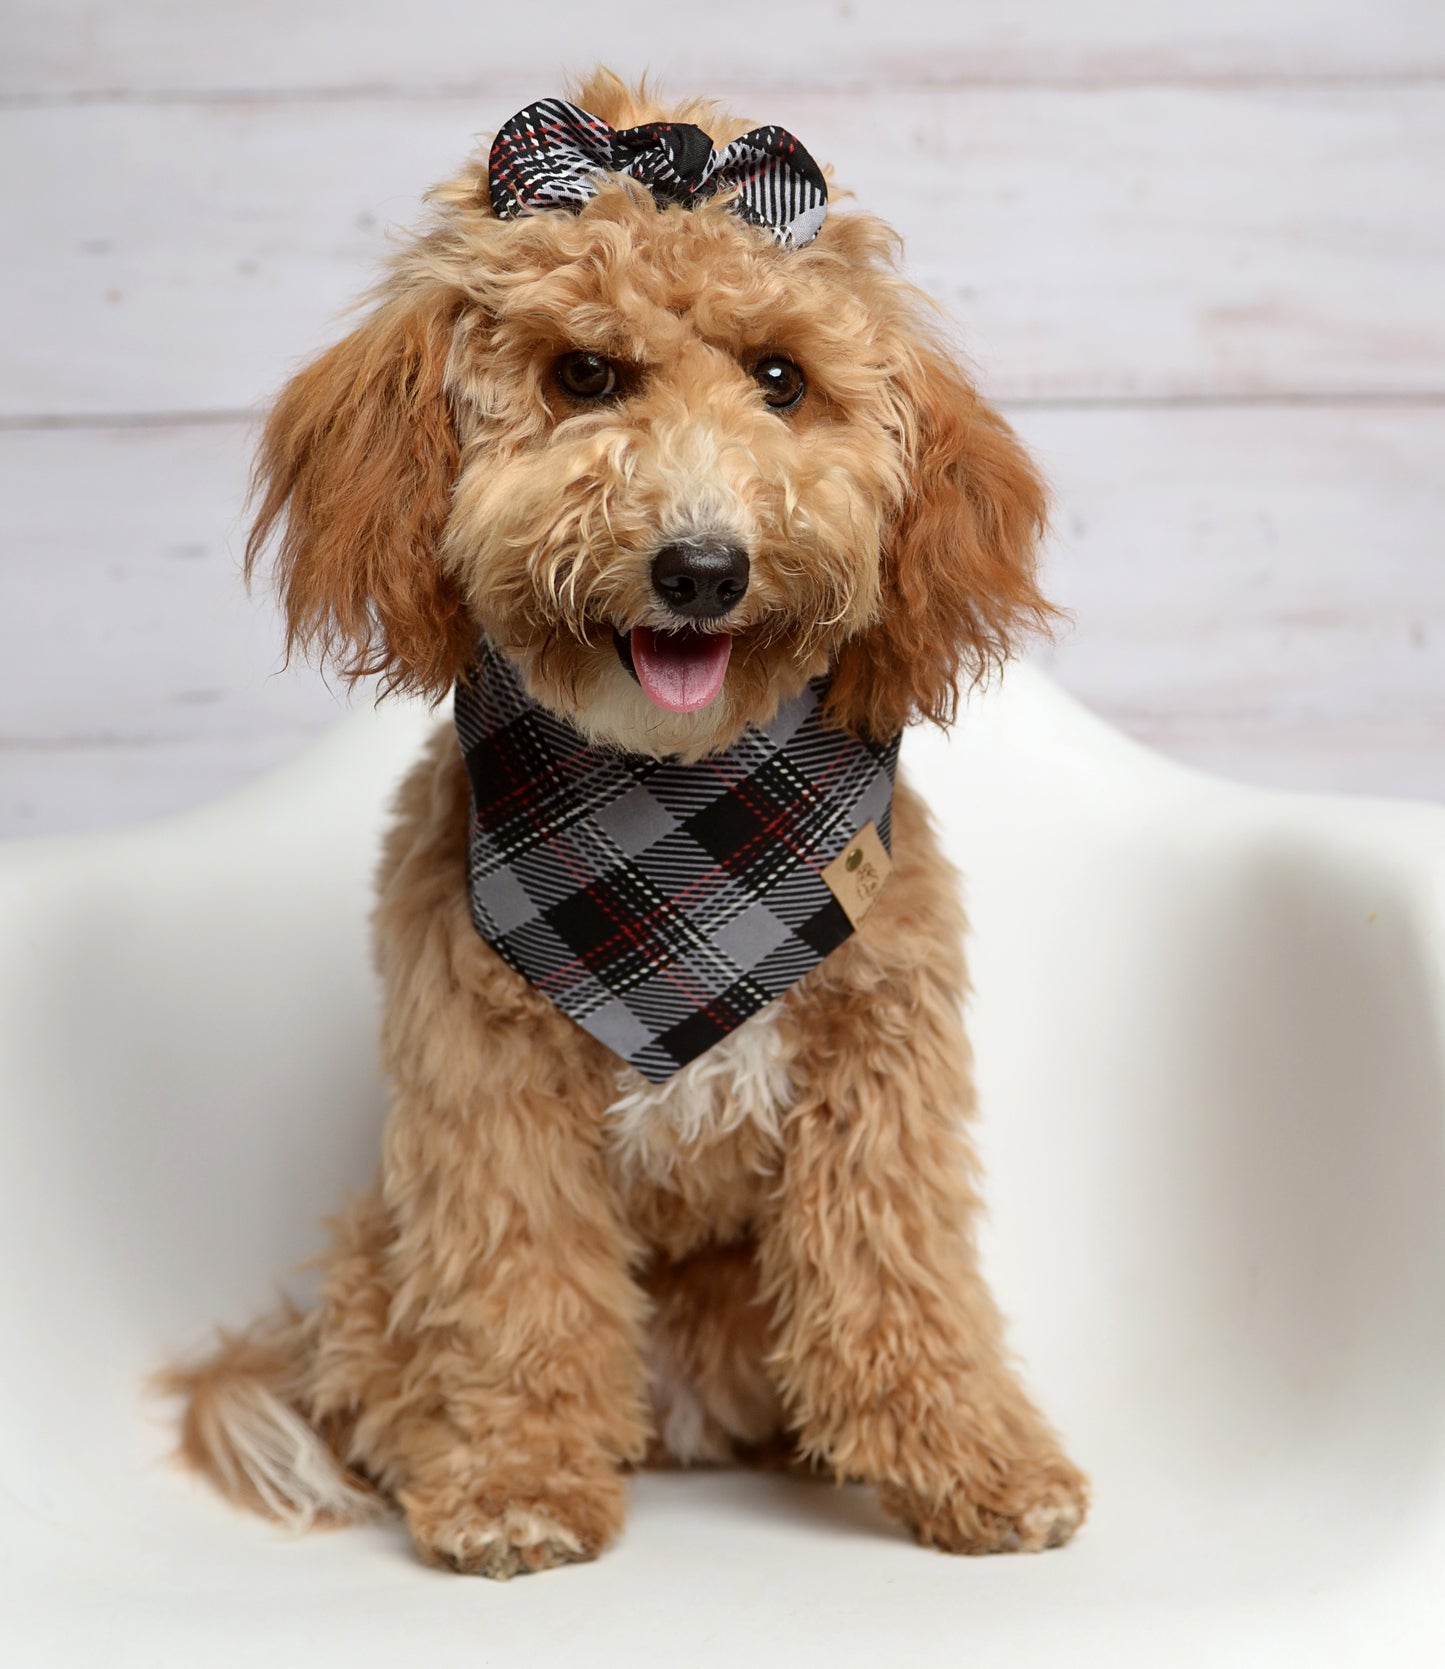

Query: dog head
[248,72,1053,756]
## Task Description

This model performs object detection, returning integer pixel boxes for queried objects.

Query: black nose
[650,539,750,620]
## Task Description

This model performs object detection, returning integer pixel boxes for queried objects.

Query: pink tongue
[630,627,732,713]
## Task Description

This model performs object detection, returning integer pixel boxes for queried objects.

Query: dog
[168,71,1088,1578]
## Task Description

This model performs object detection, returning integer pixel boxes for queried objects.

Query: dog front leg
[359,893,650,1577]
[759,961,1088,1554]
[373,1045,650,1575]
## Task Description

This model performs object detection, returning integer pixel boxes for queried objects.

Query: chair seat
[2,667,1442,1667]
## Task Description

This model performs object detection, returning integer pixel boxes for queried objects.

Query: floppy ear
[245,287,473,701]
[825,342,1055,739]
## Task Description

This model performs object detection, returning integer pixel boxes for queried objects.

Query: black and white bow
[488,98,829,248]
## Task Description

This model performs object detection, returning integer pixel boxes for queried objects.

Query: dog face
[248,75,1052,753]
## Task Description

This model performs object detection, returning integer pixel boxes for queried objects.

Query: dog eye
[753,357,805,412]
[556,351,621,401]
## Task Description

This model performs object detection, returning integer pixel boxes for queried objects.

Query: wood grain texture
[3,405,1438,836]
[5,87,1443,418]
[8,0,1445,98]
[0,424,351,834]
[3,2,1439,831]
[1018,403,1445,799]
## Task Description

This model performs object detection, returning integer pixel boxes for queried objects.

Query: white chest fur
[603,1000,793,1185]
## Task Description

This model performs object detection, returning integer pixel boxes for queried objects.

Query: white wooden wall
[3,1,1442,836]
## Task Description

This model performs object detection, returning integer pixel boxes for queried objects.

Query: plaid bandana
[488,98,829,249]
[455,644,899,1082]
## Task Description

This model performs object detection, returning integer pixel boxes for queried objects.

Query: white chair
[2,669,1441,1667]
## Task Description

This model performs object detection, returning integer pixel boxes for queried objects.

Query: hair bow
[488,98,828,248]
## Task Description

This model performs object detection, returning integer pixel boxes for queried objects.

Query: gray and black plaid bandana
[454,644,899,1082]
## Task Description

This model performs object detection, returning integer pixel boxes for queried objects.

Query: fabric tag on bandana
[820,820,893,929]
[454,643,900,1082]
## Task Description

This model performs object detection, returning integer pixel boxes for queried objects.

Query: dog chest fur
[601,1000,791,1224]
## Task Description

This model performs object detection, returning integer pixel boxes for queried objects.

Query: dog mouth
[613,626,732,713]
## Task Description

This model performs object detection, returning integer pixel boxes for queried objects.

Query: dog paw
[880,1454,1088,1556]
[403,1473,626,1579]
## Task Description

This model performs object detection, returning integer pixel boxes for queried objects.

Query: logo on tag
[820,820,892,928]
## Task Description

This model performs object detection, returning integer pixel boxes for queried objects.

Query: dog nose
[650,540,750,620]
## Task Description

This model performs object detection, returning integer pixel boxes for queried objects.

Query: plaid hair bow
[488,97,829,248]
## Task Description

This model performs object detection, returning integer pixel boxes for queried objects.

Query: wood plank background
[2,1,1441,835]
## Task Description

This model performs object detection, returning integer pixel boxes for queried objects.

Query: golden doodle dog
[170,71,1089,1578]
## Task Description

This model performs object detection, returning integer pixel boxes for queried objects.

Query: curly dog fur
[165,70,1088,1577]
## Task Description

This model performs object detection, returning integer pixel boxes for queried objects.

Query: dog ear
[825,341,1054,739]
[245,287,473,701]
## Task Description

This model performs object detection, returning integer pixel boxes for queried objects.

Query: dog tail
[159,1303,381,1530]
